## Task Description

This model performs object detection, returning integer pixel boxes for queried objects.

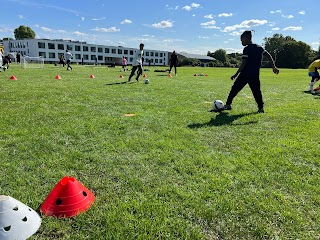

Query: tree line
[207,34,319,69]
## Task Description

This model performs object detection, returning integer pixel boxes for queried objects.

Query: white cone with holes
[0,195,41,240]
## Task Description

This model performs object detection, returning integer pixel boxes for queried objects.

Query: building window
[83,46,88,51]
[160,59,163,63]
[38,42,45,48]
[150,52,154,56]
[129,58,133,62]
[39,52,46,58]
[105,48,109,53]
[112,49,116,54]
[130,50,134,55]
[75,45,81,51]
[58,44,64,50]
[155,59,158,63]
[48,43,55,49]
[91,55,97,60]
[98,55,103,61]
[146,52,149,56]
[98,47,103,53]
[155,52,158,57]
[83,54,89,60]
[124,50,128,55]
[91,47,96,52]
[67,45,73,51]
[118,49,122,54]
[75,54,81,59]
[58,53,64,58]
[160,53,163,57]
[49,52,56,58]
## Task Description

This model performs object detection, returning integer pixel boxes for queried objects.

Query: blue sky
[1,0,319,54]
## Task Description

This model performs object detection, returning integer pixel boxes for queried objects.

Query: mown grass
[0,64,319,239]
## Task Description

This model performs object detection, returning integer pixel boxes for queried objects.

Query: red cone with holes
[89,74,95,78]
[40,176,95,218]
[9,76,17,80]
[55,75,61,80]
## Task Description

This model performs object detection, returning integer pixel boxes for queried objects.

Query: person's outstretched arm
[231,58,247,80]
[264,51,279,74]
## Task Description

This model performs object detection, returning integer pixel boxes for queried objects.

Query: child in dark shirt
[216,30,279,113]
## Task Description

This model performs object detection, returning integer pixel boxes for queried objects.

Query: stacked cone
[89,74,95,79]
[55,75,61,80]
[0,195,41,240]
[10,76,17,80]
[40,176,95,218]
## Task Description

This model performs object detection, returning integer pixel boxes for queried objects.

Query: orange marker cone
[143,74,147,78]
[205,74,208,76]
[168,74,172,77]
[119,75,124,78]
[10,75,17,80]
[40,176,95,218]
[89,74,95,78]
[55,75,61,80]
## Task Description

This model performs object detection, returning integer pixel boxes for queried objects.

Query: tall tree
[213,49,228,63]
[14,25,36,39]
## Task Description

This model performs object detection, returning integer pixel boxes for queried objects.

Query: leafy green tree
[213,49,228,63]
[14,25,36,39]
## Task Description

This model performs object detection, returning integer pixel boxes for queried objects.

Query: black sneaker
[135,78,139,82]
[257,108,264,113]
[224,105,232,110]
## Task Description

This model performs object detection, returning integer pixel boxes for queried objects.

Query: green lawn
[0,64,319,239]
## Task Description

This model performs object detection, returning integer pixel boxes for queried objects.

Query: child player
[128,43,144,82]
[308,58,320,92]
[215,30,279,113]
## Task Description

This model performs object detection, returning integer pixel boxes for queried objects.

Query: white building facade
[3,39,168,66]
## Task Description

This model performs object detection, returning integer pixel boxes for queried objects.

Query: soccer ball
[144,79,150,84]
[213,100,224,110]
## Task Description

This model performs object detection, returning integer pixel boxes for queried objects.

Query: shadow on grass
[188,112,257,128]
[105,81,139,86]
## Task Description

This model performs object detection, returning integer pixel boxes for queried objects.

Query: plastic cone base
[55,75,61,80]
[168,74,172,77]
[119,75,124,78]
[9,76,17,80]
[90,75,95,78]
[0,195,41,240]
[40,176,95,218]
[143,74,147,78]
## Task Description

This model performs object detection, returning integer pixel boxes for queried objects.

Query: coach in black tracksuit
[224,30,279,113]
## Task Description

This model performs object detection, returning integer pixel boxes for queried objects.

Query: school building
[2,39,169,66]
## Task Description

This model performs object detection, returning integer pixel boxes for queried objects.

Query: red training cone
[89,74,95,79]
[55,75,61,80]
[40,176,95,218]
[119,75,124,78]
[168,74,172,77]
[10,76,17,80]
[143,74,147,78]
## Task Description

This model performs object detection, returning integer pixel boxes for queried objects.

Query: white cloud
[41,27,53,32]
[229,31,241,36]
[151,20,174,28]
[92,17,106,21]
[312,42,319,45]
[121,19,132,24]
[199,36,209,39]
[138,38,148,42]
[34,24,40,28]
[204,14,214,19]
[200,20,220,29]
[73,31,86,36]
[18,15,23,19]
[163,39,174,43]
[92,27,120,32]
[58,30,66,33]
[218,13,233,17]
[182,3,201,11]
[272,27,280,31]
[81,17,85,21]
[222,19,268,32]
[298,11,305,15]
[270,10,282,14]
[282,14,294,19]
[175,6,179,10]
[283,26,302,31]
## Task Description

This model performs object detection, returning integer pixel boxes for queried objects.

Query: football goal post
[21,56,44,69]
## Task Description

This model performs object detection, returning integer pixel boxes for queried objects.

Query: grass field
[1,64,319,239]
